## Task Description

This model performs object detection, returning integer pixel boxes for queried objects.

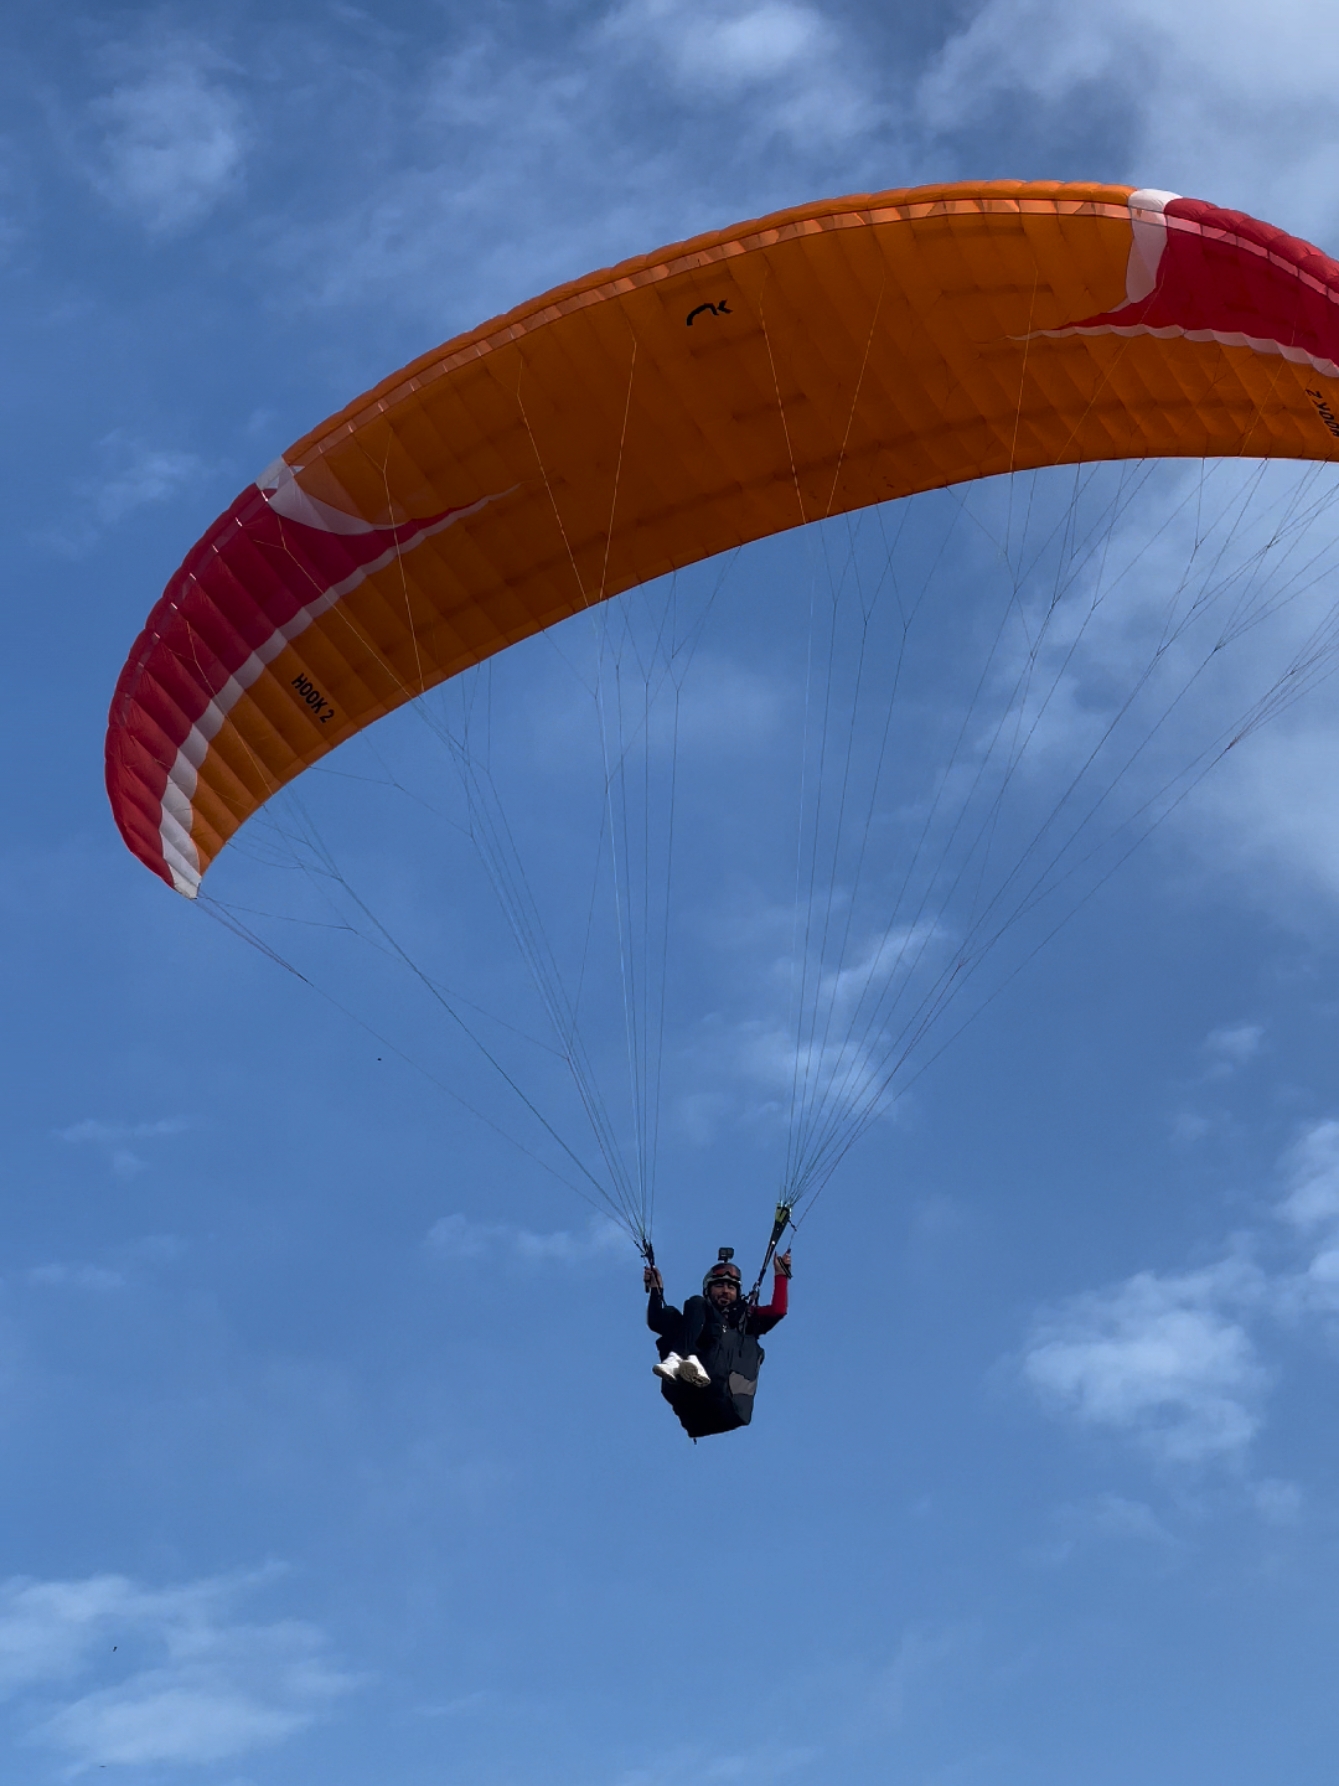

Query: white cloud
[1022,1258,1267,1463]
[1022,1117,1339,1468]
[1191,720,1339,918]
[57,1116,187,1182]
[23,1237,181,1292]
[656,0,824,84]
[1277,1119,1339,1231]
[27,1264,124,1292]
[0,1569,354,1769]
[1199,1023,1265,1086]
[603,0,872,143]
[270,3,882,320]
[35,1642,329,1768]
[87,43,248,231]
[946,457,1339,932]
[37,431,207,558]
[57,1118,188,1146]
[276,46,639,314]
[918,0,1339,241]
[1273,1119,1339,1314]
[87,434,205,525]
[701,916,946,1148]
[1205,1023,1264,1071]
[426,1213,627,1266]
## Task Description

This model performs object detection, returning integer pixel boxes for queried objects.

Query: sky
[9,2,1339,1782]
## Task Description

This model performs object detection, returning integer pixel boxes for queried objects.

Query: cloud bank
[1022,1113,1339,1466]
[1023,1258,1267,1463]
[0,1568,354,1770]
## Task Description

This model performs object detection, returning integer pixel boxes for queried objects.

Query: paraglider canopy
[105,181,1339,902]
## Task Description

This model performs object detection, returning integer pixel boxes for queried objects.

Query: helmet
[703,1259,742,1296]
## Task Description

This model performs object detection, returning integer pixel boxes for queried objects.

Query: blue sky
[9,2,1339,1782]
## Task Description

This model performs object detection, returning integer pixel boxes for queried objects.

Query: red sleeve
[750,1272,788,1329]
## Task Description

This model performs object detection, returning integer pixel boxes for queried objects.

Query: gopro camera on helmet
[703,1247,743,1296]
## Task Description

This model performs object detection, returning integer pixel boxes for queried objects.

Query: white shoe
[677,1355,711,1389]
[653,1352,685,1381]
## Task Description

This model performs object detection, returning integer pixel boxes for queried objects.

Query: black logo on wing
[1307,387,1339,440]
[686,300,733,326]
[291,672,337,725]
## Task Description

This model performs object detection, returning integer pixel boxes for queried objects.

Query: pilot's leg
[652,1297,711,1387]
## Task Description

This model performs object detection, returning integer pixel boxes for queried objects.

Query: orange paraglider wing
[106,180,1339,895]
